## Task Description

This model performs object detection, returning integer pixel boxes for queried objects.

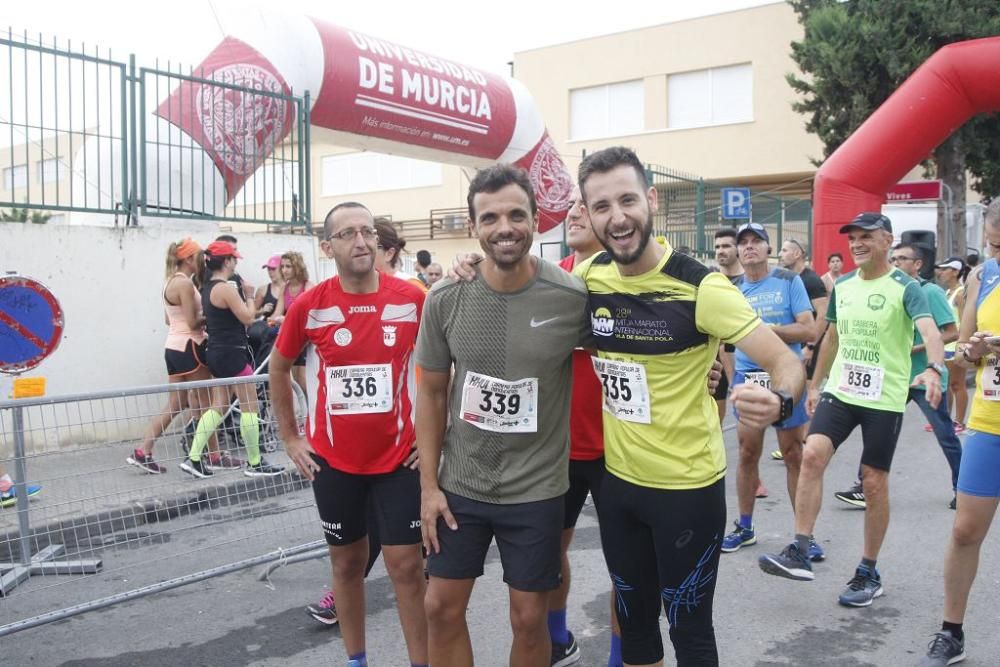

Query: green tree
[787,0,1000,255]
[1,207,51,224]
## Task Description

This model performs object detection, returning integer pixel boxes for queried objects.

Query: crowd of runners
[101,142,1000,666]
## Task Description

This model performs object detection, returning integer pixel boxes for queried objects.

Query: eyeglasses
[737,222,765,234]
[327,226,377,242]
[786,238,806,254]
[890,255,916,263]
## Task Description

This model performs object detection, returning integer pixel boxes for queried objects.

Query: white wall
[0,221,320,398]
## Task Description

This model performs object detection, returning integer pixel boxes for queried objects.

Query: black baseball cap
[839,212,893,234]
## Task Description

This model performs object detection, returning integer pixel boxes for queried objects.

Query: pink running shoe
[306,589,338,626]
[127,448,166,474]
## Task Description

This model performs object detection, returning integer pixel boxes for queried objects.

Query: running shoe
[918,630,966,666]
[245,458,285,477]
[770,449,784,461]
[837,566,883,607]
[756,481,769,498]
[126,448,166,474]
[721,522,757,553]
[551,630,581,666]
[834,481,866,508]
[953,422,966,435]
[758,543,814,581]
[206,451,245,471]
[808,536,826,562]
[306,589,339,626]
[179,457,213,479]
[0,483,42,508]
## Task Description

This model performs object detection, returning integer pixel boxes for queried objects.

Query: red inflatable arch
[812,37,1000,274]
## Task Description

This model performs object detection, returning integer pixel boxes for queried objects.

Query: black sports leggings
[598,474,726,666]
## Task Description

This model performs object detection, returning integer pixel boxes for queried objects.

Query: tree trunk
[934,134,967,259]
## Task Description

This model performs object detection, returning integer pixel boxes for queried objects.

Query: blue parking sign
[721,188,751,220]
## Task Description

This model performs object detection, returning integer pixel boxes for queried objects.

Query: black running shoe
[758,543,814,581]
[179,457,213,479]
[918,630,966,666]
[551,631,581,666]
[245,458,285,477]
[834,481,866,508]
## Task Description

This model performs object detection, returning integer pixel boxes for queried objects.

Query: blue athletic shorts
[957,430,1000,498]
[733,370,808,430]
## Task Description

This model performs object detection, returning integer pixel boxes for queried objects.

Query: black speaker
[900,230,936,280]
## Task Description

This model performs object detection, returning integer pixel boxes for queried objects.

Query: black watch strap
[771,390,794,426]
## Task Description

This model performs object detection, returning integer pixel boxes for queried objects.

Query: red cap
[205,240,242,259]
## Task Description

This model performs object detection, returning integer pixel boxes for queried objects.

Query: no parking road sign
[0,275,64,374]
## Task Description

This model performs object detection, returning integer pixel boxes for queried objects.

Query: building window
[569,80,644,141]
[37,158,67,184]
[321,152,442,197]
[668,63,753,129]
[4,164,27,190]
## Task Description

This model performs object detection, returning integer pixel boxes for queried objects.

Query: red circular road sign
[0,275,65,374]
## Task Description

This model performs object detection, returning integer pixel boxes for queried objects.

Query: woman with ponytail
[129,238,218,473]
[179,240,285,479]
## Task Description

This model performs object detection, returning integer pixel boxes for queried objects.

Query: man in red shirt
[552,187,622,667]
[270,202,428,667]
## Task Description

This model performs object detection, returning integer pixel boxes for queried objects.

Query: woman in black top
[179,240,284,479]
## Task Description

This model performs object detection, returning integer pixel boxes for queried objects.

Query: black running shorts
[164,339,206,377]
[205,344,252,378]
[807,392,903,471]
[426,491,563,592]
[563,457,606,529]
[310,454,421,547]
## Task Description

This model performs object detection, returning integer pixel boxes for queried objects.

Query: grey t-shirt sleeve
[415,288,452,372]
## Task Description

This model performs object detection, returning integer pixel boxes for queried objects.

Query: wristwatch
[771,390,794,426]
[926,362,947,377]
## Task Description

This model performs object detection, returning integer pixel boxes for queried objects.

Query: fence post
[11,405,32,567]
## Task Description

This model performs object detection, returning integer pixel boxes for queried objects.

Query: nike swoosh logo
[530,316,559,327]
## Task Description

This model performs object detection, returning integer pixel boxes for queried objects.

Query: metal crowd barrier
[0,375,318,637]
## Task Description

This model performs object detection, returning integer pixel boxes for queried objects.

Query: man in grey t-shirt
[415,164,589,667]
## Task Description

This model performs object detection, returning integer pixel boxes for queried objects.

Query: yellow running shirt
[577,243,760,489]
[969,258,1000,436]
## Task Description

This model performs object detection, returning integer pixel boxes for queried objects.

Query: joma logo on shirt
[349,305,377,313]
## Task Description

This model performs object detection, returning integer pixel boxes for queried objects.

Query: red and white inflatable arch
[75,12,572,235]
[812,37,1000,274]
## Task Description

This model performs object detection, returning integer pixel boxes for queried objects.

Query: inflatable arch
[74,12,572,237]
[812,37,1000,274]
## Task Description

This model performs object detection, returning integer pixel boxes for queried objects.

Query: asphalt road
[4,402,1000,666]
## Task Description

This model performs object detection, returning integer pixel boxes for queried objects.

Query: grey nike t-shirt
[415,258,591,504]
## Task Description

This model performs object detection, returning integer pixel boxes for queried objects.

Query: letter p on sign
[721,188,751,220]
